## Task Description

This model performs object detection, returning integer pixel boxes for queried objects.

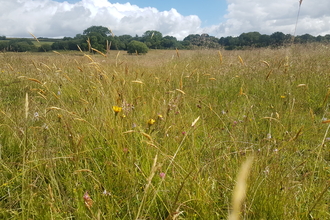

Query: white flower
[102,189,111,196]
[267,133,272,139]
[34,112,39,120]
[42,123,49,130]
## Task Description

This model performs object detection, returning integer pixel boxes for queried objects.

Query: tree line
[0,26,330,53]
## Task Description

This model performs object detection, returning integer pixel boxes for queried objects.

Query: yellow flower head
[147,119,156,125]
[112,106,122,113]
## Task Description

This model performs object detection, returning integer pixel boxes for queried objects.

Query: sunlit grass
[0,44,329,219]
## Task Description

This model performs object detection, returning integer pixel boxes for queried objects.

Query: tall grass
[0,45,329,219]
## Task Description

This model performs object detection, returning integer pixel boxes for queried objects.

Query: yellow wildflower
[147,119,156,125]
[112,106,122,113]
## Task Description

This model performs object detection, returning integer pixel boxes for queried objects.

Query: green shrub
[127,40,148,54]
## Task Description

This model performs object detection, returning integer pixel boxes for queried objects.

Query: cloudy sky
[0,0,329,40]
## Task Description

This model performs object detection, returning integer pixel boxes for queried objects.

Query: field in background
[0,45,329,219]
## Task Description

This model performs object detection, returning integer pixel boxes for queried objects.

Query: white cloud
[0,0,329,41]
[0,0,201,40]
[206,0,330,38]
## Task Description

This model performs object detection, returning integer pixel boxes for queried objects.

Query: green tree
[8,38,36,52]
[324,34,330,42]
[51,39,80,51]
[127,40,148,54]
[13,42,35,52]
[85,32,107,52]
[38,44,52,52]
[219,36,240,50]
[238,32,261,47]
[83,26,110,37]
[161,36,178,49]
[296,34,315,44]
[107,35,127,50]
[258,34,271,47]
[142,30,162,49]
[270,32,287,46]
[0,41,8,51]
[118,35,133,50]
[178,40,189,49]
[183,34,220,48]
[183,34,201,46]
[51,41,67,50]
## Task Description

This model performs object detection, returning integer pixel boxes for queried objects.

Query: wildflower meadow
[0,45,329,219]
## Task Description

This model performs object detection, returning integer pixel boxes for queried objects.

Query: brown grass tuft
[228,157,253,220]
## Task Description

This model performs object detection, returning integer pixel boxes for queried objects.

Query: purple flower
[159,172,166,179]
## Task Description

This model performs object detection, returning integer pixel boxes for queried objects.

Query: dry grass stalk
[265,69,273,80]
[218,51,223,64]
[106,40,111,54]
[239,86,245,96]
[191,116,200,127]
[321,119,330,124]
[108,28,114,37]
[63,73,73,82]
[176,89,185,95]
[7,63,14,71]
[116,51,120,67]
[238,55,245,66]
[31,60,38,69]
[40,62,51,71]
[260,60,270,68]
[27,78,43,85]
[52,51,62,55]
[77,45,83,53]
[180,73,183,89]
[91,48,107,57]
[77,66,83,72]
[228,157,253,220]
[131,80,143,84]
[25,93,29,120]
[86,38,91,53]
[141,132,153,141]
[37,91,47,100]
[176,48,180,58]
[84,54,94,62]
[29,32,40,43]
[288,126,303,141]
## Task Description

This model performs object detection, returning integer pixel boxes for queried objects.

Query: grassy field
[0,45,329,219]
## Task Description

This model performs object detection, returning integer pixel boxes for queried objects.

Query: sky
[0,0,329,40]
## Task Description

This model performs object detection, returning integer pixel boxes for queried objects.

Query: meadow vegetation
[0,44,329,219]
